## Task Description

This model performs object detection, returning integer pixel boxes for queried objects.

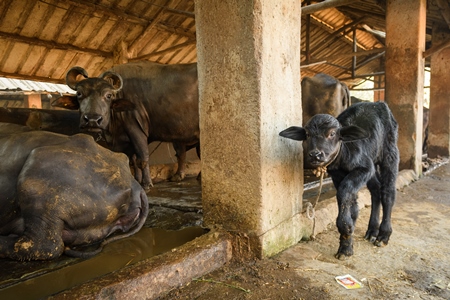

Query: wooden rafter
[302,0,361,15]
[423,38,450,58]
[0,31,113,58]
[302,47,385,65]
[131,40,196,61]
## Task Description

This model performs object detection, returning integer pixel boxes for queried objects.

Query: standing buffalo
[52,61,200,190]
[301,73,350,125]
[280,102,399,259]
[0,123,148,261]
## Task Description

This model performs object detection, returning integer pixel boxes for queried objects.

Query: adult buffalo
[301,73,350,125]
[280,102,399,259]
[0,123,148,261]
[52,61,200,190]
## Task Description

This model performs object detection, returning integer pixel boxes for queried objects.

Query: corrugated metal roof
[0,77,73,93]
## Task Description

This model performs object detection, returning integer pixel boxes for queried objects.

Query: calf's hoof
[335,252,352,260]
[374,238,389,247]
[364,232,378,243]
[335,237,353,260]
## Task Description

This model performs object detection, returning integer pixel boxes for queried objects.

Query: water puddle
[0,226,206,299]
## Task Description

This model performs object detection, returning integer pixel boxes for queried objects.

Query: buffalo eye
[76,91,83,98]
[105,93,113,101]
[328,130,336,138]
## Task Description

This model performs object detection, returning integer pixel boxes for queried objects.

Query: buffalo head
[52,66,135,132]
[279,114,368,168]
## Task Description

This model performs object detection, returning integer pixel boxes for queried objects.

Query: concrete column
[24,93,42,108]
[374,75,385,101]
[195,0,303,258]
[385,0,426,174]
[428,25,450,158]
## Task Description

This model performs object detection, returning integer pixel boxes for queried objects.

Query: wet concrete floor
[0,172,332,299]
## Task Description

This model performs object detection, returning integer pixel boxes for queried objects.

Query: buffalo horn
[66,67,89,90]
[100,71,123,92]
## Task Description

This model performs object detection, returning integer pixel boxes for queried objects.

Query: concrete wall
[196,0,303,258]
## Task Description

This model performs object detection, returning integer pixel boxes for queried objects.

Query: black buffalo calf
[280,102,399,259]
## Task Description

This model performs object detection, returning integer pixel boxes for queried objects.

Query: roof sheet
[0,77,73,93]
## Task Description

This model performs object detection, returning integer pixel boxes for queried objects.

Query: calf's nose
[309,149,322,160]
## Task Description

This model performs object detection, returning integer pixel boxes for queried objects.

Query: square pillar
[195,0,303,258]
[428,25,450,158]
[385,0,426,174]
[24,93,42,108]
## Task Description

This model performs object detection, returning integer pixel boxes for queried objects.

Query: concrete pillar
[428,25,450,158]
[24,93,42,108]
[374,75,385,101]
[195,0,303,258]
[385,0,426,174]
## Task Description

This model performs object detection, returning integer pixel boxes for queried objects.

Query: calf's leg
[332,168,372,259]
[365,175,382,242]
[375,164,398,246]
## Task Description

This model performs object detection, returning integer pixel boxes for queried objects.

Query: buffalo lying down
[280,102,399,259]
[0,123,148,261]
[52,62,200,190]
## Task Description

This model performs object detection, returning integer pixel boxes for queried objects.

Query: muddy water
[0,226,205,299]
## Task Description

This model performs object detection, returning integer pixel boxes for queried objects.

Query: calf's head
[279,114,368,167]
[52,66,135,132]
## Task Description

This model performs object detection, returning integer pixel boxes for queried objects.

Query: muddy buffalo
[52,61,200,190]
[280,102,399,259]
[0,123,148,261]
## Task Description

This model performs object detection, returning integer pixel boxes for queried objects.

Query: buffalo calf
[280,102,399,259]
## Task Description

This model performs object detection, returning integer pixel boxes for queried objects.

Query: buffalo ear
[279,126,307,141]
[339,125,369,142]
[51,95,80,110]
[111,98,136,112]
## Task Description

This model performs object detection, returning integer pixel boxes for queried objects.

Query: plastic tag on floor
[335,274,363,289]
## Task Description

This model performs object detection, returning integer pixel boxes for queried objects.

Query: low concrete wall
[49,231,232,300]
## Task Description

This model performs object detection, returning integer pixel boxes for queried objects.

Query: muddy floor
[159,161,450,300]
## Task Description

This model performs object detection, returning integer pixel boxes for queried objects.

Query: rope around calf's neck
[306,142,341,240]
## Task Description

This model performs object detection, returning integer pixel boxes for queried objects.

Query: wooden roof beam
[0,31,112,58]
[423,38,450,58]
[302,0,361,15]
[131,40,196,61]
[302,47,385,65]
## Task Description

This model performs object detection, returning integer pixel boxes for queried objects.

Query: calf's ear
[279,126,307,141]
[111,99,136,111]
[51,95,80,110]
[339,125,369,142]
